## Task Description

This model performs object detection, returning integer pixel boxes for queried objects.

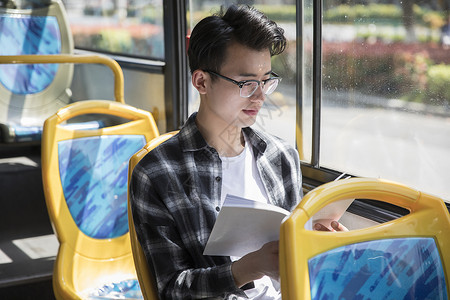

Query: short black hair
[187,4,286,75]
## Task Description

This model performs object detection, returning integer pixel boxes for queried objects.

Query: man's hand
[314,220,348,232]
[231,241,279,288]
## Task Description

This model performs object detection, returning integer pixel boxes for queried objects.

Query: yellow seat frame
[0,54,126,103]
[127,131,179,300]
[280,177,450,299]
[42,100,159,299]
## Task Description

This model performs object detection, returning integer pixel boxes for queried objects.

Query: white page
[312,198,354,229]
[311,175,353,229]
[203,194,353,256]
[203,194,289,257]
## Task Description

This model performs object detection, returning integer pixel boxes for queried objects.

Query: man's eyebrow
[239,70,272,77]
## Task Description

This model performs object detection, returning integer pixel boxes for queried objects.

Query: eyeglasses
[204,70,281,98]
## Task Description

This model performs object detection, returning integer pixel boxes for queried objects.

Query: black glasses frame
[204,70,281,97]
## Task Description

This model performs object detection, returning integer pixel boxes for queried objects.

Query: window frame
[296,0,450,217]
[103,0,450,216]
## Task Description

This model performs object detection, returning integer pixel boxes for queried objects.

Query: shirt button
[215,206,220,212]
[215,176,221,182]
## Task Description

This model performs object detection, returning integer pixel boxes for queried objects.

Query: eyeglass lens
[241,78,279,97]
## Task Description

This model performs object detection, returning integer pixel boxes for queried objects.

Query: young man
[130,5,342,299]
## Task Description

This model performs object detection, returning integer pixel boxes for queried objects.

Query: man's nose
[250,84,265,103]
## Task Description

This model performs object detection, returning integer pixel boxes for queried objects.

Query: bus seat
[0,0,72,143]
[280,177,450,300]
[41,100,159,300]
[127,131,179,300]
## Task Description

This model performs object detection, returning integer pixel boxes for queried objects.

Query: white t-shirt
[220,139,282,300]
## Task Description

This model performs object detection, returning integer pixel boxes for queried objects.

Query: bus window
[318,0,450,201]
[186,1,298,147]
[62,0,164,60]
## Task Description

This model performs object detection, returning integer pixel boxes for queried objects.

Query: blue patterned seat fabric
[0,14,60,94]
[0,12,62,143]
[86,279,143,300]
[308,237,447,299]
[58,134,146,239]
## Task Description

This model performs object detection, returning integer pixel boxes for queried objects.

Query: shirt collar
[179,112,267,154]
[242,127,267,154]
[178,112,208,152]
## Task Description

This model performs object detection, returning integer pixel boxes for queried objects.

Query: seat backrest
[42,100,159,259]
[0,0,73,142]
[280,178,450,300]
[127,131,179,300]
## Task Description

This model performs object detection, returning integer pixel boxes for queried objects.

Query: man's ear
[192,70,208,95]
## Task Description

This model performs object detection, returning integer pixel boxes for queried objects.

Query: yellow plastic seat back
[42,100,159,299]
[127,131,179,300]
[280,178,450,300]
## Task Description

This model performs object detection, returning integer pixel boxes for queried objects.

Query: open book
[203,194,353,257]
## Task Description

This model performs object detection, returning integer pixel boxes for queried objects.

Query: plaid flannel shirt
[130,113,303,299]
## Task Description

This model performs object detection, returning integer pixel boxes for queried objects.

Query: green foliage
[95,29,133,53]
[324,4,402,24]
[356,30,441,45]
[189,5,297,24]
[189,4,444,33]
[427,64,450,103]
[391,54,450,105]
[322,42,450,105]
[141,6,163,24]
[323,49,397,96]
[324,4,445,27]
[393,52,432,102]
[414,6,446,29]
[253,5,296,22]
[356,30,405,43]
